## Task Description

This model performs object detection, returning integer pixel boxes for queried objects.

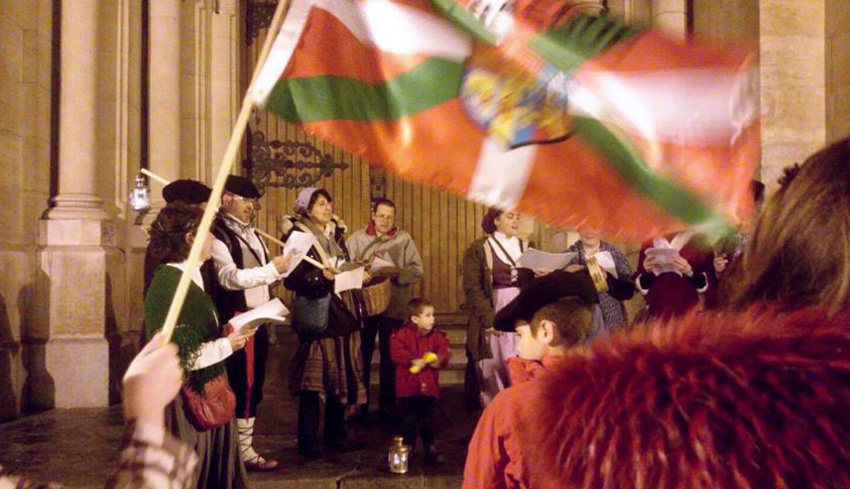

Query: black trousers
[226,324,270,419]
[361,315,401,413]
[399,396,436,450]
[297,390,346,452]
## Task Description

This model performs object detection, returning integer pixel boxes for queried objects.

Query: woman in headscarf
[280,187,367,457]
[462,208,534,407]
[145,203,251,488]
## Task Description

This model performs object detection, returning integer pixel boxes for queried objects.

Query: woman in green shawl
[145,204,253,488]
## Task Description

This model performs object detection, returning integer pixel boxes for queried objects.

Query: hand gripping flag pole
[158,0,290,343]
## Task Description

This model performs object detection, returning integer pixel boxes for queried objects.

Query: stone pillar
[148,0,182,204]
[36,0,114,409]
[652,0,687,38]
[759,0,825,191]
[46,0,107,221]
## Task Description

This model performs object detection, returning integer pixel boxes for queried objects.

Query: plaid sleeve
[0,464,64,489]
[104,420,198,489]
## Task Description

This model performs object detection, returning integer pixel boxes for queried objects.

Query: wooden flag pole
[140,168,171,186]
[159,0,290,343]
[253,227,328,271]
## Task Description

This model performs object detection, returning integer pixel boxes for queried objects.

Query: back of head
[519,308,850,489]
[529,296,593,346]
[730,137,850,314]
[148,204,203,264]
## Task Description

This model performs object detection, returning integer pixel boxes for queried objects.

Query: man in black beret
[208,174,289,471]
[161,179,212,206]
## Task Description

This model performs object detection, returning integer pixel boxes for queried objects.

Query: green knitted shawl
[144,265,225,394]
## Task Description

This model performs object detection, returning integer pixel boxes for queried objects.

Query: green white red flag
[251,0,759,241]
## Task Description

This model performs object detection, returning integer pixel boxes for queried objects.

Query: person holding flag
[209,175,290,472]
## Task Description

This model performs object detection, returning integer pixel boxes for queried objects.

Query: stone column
[652,0,687,38]
[148,0,182,204]
[36,0,114,409]
[759,0,825,191]
[45,0,107,222]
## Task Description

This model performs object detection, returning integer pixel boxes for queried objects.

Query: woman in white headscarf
[280,187,367,457]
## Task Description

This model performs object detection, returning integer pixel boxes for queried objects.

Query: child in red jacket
[390,298,451,465]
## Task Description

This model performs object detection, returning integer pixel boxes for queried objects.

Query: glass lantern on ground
[388,436,411,474]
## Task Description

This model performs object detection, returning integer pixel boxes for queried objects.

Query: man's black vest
[209,215,272,324]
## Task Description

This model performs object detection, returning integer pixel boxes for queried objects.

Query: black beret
[493,270,599,332]
[162,179,212,205]
[225,175,261,199]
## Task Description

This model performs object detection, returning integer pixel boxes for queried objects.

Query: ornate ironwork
[246,0,278,45]
[247,130,349,191]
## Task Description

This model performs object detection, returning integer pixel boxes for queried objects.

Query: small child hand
[411,358,428,371]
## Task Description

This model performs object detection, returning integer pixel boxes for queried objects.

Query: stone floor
[0,330,479,488]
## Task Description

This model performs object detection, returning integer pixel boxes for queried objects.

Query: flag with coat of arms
[250,0,760,241]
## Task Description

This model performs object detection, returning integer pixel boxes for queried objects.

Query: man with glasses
[347,198,424,424]
[209,175,289,471]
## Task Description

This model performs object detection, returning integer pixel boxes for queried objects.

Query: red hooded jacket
[390,321,451,398]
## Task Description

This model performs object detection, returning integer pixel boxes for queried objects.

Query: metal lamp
[129,172,151,211]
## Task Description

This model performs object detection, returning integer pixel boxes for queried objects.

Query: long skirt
[165,392,248,489]
[476,287,521,406]
[289,329,368,406]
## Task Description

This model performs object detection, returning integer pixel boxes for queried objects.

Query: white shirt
[210,213,282,308]
[166,261,233,371]
[489,231,523,265]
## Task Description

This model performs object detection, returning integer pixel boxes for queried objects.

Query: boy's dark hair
[372,198,396,213]
[528,297,593,346]
[408,298,434,317]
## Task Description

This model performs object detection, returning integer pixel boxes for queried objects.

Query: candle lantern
[129,173,151,211]
[388,436,411,474]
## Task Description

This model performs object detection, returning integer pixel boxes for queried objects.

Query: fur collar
[516,307,850,489]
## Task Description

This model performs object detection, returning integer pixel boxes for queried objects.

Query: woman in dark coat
[280,187,367,457]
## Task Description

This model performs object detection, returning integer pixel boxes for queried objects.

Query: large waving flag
[251,0,759,241]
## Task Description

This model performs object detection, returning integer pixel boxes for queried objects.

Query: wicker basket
[340,276,391,317]
[361,276,391,316]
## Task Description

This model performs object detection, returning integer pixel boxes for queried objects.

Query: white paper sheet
[283,231,321,276]
[516,249,576,272]
[369,253,396,274]
[592,251,618,278]
[229,298,289,333]
[334,266,366,294]
[644,247,683,276]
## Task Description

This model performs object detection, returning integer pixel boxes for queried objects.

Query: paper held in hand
[369,253,395,274]
[229,298,289,333]
[282,231,320,276]
[516,249,576,272]
[334,266,366,294]
[644,248,683,276]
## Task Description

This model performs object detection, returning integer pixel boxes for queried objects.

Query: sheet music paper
[644,247,684,276]
[334,266,366,294]
[516,249,576,272]
[229,298,289,333]
[282,231,320,276]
